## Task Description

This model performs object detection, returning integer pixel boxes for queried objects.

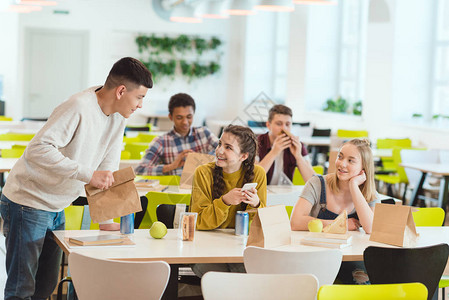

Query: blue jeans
[0,194,65,300]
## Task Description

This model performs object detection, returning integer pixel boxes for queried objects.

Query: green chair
[0,133,35,141]
[64,205,85,230]
[292,165,324,186]
[317,283,427,300]
[376,138,412,174]
[289,165,324,218]
[336,129,368,139]
[124,143,149,159]
[139,191,191,228]
[120,150,131,160]
[375,147,411,200]
[1,148,25,158]
[412,207,449,300]
[122,136,140,144]
[135,175,181,186]
[137,133,158,143]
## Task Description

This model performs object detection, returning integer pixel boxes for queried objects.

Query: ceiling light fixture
[19,0,58,6]
[294,0,336,4]
[6,4,42,13]
[225,0,257,16]
[170,3,203,23]
[197,0,229,19]
[255,0,295,12]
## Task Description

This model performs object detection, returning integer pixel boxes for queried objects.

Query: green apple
[308,219,323,233]
[150,221,167,239]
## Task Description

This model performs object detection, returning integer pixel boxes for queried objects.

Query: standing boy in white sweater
[0,57,153,300]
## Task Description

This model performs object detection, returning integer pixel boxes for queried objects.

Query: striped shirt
[134,126,219,176]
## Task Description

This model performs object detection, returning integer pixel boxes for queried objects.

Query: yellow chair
[0,133,35,141]
[124,143,149,159]
[137,133,158,143]
[122,136,140,144]
[64,206,85,230]
[336,129,368,139]
[292,165,324,186]
[289,165,324,218]
[1,148,25,158]
[139,191,191,228]
[376,138,412,174]
[412,207,448,300]
[375,147,410,200]
[317,283,427,300]
[0,116,13,121]
[135,175,181,186]
[120,150,131,160]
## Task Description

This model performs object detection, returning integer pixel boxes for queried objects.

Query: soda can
[120,213,134,234]
[235,211,249,236]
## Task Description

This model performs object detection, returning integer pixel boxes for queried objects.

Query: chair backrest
[201,272,318,300]
[135,175,181,186]
[292,165,324,186]
[317,283,428,300]
[376,139,412,172]
[400,149,438,187]
[139,191,191,228]
[156,204,189,229]
[124,143,150,159]
[1,148,25,158]
[0,133,35,141]
[68,252,170,300]
[120,150,131,160]
[137,133,158,143]
[64,205,84,230]
[336,129,368,138]
[363,244,449,300]
[312,128,331,137]
[412,207,445,227]
[243,246,342,287]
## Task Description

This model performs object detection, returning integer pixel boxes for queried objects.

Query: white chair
[201,272,318,300]
[68,252,170,300]
[243,246,342,287]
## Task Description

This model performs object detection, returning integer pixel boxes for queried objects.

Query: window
[431,0,449,118]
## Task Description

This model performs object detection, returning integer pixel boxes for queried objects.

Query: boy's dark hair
[168,93,196,115]
[268,104,292,122]
[104,57,153,90]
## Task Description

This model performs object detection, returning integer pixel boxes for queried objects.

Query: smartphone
[241,182,258,191]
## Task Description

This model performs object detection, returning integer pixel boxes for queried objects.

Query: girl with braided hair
[191,125,267,231]
[190,125,267,277]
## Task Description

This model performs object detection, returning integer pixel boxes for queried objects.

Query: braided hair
[212,125,258,200]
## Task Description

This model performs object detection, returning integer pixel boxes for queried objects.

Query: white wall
[13,0,236,126]
[0,12,20,120]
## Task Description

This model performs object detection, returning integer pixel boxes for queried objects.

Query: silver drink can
[120,213,134,234]
[235,211,249,236]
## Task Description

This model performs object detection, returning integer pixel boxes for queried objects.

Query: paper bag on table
[180,153,215,189]
[247,205,291,248]
[85,167,142,223]
[369,203,419,247]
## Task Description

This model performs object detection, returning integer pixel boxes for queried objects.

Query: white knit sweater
[3,86,126,212]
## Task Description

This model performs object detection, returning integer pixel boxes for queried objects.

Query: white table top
[53,227,449,271]
[400,163,449,176]
[0,158,19,172]
[300,136,331,147]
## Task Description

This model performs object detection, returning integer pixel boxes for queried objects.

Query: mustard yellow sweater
[191,162,267,230]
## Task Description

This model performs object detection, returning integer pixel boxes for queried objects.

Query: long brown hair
[327,138,377,202]
[212,125,258,199]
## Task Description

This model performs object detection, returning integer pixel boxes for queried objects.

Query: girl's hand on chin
[350,170,366,186]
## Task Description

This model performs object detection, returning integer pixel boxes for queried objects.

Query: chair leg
[443,287,445,300]
[402,183,408,204]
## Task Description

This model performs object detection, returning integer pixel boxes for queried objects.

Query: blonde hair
[327,138,377,202]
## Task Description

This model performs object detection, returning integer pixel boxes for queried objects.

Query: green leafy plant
[136,34,223,82]
[352,101,362,116]
[412,113,423,118]
[323,97,349,113]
